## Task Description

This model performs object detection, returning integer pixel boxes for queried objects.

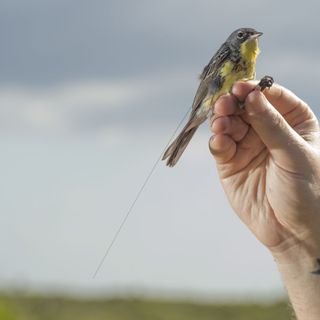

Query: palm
[220,127,288,248]
[211,83,320,249]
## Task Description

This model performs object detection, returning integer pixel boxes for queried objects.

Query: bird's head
[228,28,263,59]
[228,28,263,48]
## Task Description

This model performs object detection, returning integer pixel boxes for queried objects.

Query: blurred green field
[0,293,292,320]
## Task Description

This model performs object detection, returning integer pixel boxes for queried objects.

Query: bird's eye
[237,31,244,39]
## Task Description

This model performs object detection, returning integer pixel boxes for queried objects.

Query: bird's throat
[240,39,260,64]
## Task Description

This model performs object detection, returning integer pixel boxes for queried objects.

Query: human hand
[209,81,320,254]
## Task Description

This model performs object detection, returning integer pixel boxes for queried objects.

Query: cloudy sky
[0,0,320,299]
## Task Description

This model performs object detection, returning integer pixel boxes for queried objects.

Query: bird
[162,27,263,167]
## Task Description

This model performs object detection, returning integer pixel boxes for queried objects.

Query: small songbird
[162,28,263,167]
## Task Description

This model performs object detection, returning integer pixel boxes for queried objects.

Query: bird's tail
[162,118,204,167]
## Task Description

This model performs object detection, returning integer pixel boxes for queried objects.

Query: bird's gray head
[227,28,263,49]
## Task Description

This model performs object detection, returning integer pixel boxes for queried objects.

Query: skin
[209,81,320,319]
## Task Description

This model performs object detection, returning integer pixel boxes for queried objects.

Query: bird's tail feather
[162,118,204,167]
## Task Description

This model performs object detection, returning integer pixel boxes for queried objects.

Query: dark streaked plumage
[162,28,262,167]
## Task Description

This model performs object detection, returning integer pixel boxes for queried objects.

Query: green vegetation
[0,293,292,320]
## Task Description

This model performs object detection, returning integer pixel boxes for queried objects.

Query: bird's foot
[255,75,274,92]
[237,76,274,109]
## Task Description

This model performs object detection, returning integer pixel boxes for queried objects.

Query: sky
[0,0,320,300]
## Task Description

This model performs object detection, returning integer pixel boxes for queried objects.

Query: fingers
[211,115,249,142]
[232,82,320,147]
[210,94,252,166]
[212,93,249,141]
[209,134,236,164]
[262,83,313,117]
[233,81,317,124]
[234,87,312,170]
[231,81,257,103]
[210,83,318,171]
[213,94,239,116]
[263,84,320,140]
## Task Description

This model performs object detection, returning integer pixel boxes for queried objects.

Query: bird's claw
[238,76,274,109]
[256,75,274,92]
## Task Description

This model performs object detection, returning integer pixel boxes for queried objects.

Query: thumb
[244,89,311,171]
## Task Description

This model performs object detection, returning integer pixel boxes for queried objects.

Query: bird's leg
[236,75,255,109]
[237,75,274,109]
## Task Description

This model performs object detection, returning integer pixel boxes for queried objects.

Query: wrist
[270,238,320,320]
[271,241,319,276]
[270,235,320,274]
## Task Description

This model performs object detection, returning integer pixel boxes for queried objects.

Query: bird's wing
[189,43,231,118]
[199,43,231,81]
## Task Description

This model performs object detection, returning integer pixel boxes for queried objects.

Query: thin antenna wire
[92,107,192,278]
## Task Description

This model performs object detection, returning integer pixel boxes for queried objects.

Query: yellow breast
[202,39,260,110]
[240,38,260,79]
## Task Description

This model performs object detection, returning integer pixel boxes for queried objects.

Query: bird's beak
[249,31,263,40]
